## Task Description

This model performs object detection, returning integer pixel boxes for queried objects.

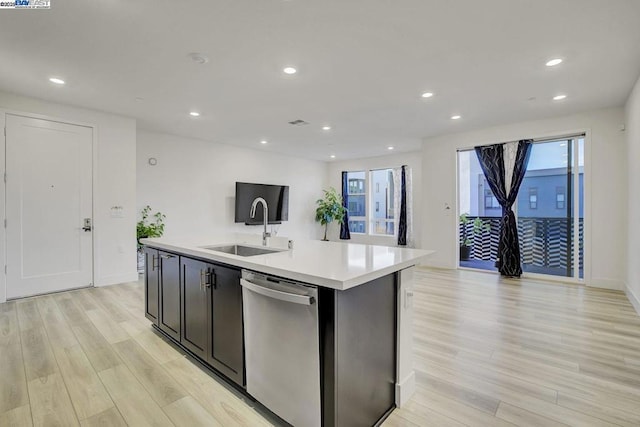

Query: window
[529,187,538,210]
[345,168,396,236]
[459,137,585,280]
[556,186,565,209]
[484,189,499,209]
[346,171,366,233]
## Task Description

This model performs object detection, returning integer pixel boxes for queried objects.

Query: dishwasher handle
[240,278,315,306]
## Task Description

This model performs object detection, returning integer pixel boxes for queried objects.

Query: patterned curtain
[398,166,408,245]
[393,165,413,246]
[339,171,351,240]
[474,140,532,277]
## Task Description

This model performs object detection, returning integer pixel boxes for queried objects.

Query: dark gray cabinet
[144,246,244,388]
[208,264,244,386]
[180,257,212,361]
[158,251,180,341]
[144,247,159,324]
[319,273,396,427]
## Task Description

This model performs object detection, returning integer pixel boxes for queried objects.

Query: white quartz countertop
[141,233,434,290]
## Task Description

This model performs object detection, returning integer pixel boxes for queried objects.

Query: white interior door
[6,114,93,299]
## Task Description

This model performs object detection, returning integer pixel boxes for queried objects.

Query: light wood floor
[1,269,639,426]
[385,269,640,427]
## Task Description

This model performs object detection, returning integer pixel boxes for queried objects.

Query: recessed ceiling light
[283,67,297,75]
[189,111,200,117]
[387,146,394,150]
[322,126,331,131]
[546,58,563,67]
[553,94,567,101]
[451,115,461,120]
[49,77,65,85]
[260,140,268,144]
[188,52,209,64]
[421,92,434,98]
[330,154,336,159]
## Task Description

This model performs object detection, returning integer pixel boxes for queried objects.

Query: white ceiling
[1,0,639,161]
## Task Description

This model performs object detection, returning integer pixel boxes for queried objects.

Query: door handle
[240,278,314,305]
[82,218,92,232]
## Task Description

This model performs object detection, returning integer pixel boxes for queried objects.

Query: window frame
[346,171,367,235]
[345,168,397,237]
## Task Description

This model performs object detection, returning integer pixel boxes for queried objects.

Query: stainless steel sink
[200,244,285,257]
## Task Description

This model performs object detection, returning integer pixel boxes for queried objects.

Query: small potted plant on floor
[460,213,491,261]
[137,205,166,272]
[459,213,472,260]
[315,187,347,241]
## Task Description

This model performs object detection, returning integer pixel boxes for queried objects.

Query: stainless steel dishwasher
[240,270,321,427]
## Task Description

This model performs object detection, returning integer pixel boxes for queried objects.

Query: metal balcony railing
[459,216,584,277]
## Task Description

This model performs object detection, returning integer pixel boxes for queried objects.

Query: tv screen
[235,182,289,225]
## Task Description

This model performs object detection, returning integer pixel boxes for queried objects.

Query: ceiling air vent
[288,119,309,126]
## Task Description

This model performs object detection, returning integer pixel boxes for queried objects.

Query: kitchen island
[141,234,433,427]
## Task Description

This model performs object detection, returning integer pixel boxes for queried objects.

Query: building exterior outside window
[346,171,366,233]
[345,169,395,235]
[529,187,538,210]
[556,186,565,209]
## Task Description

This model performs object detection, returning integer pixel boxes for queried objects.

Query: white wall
[625,75,640,311]
[421,107,627,290]
[136,130,328,242]
[327,151,422,248]
[0,91,138,302]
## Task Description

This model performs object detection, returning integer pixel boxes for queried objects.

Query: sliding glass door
[457,136,584,281]
[519,137,584,279]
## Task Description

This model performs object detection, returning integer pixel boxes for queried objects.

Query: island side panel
[322,272,396,427]
[396,267,416,407]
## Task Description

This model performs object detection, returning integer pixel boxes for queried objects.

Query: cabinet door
[180,257,211,360]
[209,265,244,386]
[144,247,159,324]
[159,251,181,341]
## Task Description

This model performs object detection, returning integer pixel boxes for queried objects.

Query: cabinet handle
[161,254,175,259]
[152,254,159,271]
[200,269,215,290]
[200,269,208,291]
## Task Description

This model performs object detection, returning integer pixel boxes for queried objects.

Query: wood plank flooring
[0,268,638,426]
[386,269,640,427]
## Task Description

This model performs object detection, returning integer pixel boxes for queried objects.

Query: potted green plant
[315,187,347,241]
[459,213,472,260]
[137,205,166,271]
[459,214,490,261]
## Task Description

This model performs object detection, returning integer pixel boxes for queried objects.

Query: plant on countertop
[137,205,166,251]
[315,187,347,241]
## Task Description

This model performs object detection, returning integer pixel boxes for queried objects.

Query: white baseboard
[395,370,415,408]
[625,283,640,316]
[95,271,139,287]
[588,277,624,291]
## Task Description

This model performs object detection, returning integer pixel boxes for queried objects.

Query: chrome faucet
[250,197,271,246]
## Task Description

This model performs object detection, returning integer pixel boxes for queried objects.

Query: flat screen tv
[235,182,289,225]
